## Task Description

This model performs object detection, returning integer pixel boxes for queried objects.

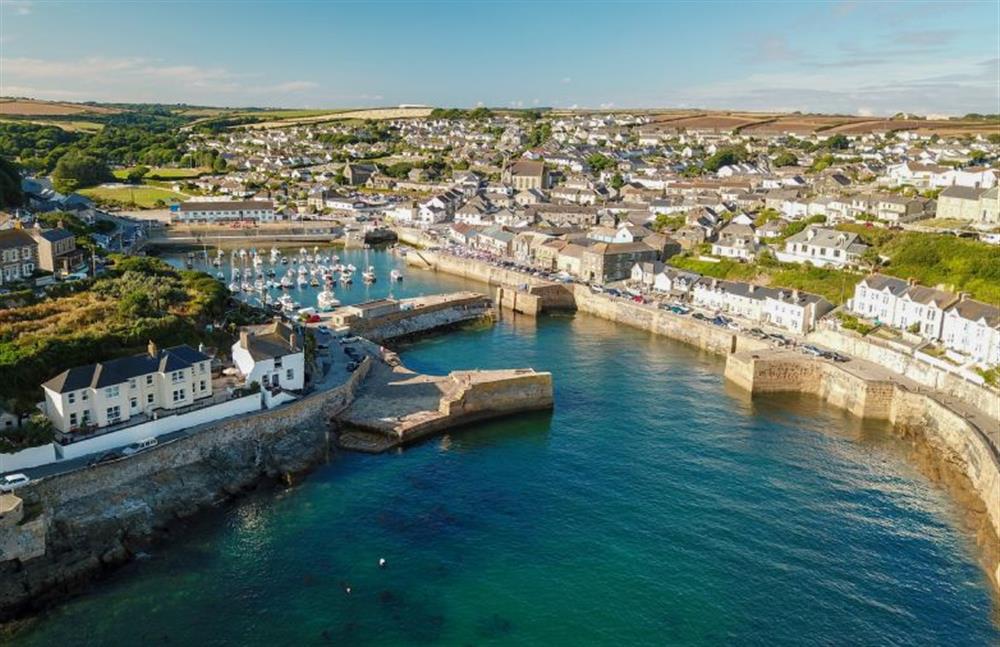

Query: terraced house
[41,342,214,434]
[0,228,38,285]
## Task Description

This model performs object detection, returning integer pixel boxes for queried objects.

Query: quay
[317,291,494,343]
[336,350,553,453]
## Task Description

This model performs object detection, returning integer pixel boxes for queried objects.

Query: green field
[78,185,188,208]
[112,166,210,180]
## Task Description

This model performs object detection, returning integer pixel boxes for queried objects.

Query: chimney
[289,331,298,350]
[748,284,756,294]
[147,340,158,358]
[907,277,917,286]
[792,289,800,300]
[239,330,250,349]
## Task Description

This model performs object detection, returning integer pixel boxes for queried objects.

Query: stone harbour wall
[356,296,494,343]
[809,328,999,420]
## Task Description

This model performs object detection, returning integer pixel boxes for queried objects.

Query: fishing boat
[297,274,310,288]
[390,269,403,282]
[363,265,376,283]
[310,276,320,287]
[280,273,294,289]
[340,270,353,284]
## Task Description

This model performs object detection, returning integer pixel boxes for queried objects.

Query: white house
[175,200,275,223]
[231,319,305,392]
[693,279,832,333]
[42,342,213,434]
[711,223,758,260]
[941,297,1000,366]
[776,226,868,268]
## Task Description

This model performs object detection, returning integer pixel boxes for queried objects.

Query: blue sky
[1,0,997,115]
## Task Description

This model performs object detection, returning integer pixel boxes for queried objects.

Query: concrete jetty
[336,351,553,453]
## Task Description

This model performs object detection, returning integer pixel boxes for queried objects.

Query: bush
[836,311,875,335]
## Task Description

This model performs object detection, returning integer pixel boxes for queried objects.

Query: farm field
[0,98,119,116]
[0,117,103,132]
[243,106,434,129]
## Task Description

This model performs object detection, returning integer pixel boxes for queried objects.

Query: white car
[0,473,31,493]
[122,438,158,456]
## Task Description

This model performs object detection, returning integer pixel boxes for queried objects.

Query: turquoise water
[12,250,999,645]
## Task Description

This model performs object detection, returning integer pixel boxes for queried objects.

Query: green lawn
[112,166,210,181]
[670,254,861,304]
[78,185,188,208]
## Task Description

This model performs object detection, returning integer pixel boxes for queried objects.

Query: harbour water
[11,249,998,645]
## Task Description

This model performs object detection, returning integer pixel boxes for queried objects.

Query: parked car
[802,344,824,357]
[606,288,623,298]
[631,295,646,304]
[122,437,158,456]
[768,333,790,346]
[749,327,766,338]
[830,352,850,363]
[692,312,708,321]
[670,305,691,315]
[0,473,30,492]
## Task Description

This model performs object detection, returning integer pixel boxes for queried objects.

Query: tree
[968,149,988,165]
[52,152,112,193]
[610,172,624,190]
[0,155,24,208]
[703,146,748,172]
[212,155,228,172]
[126,165,149,184]
[825,134,849,150]
[773,151,798,167]
[586,153,616,174]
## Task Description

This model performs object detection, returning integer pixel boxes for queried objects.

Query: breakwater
[0,358,372,622]
[337,352,554,452]
[343,292,495,344]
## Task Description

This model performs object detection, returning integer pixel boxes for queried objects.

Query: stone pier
[336,352,554,452]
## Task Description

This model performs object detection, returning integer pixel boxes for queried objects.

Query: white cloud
[560,77,572,84]
[0,55,322,106]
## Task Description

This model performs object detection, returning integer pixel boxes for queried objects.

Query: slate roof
[43,345,209,394]
[239,320,303,361]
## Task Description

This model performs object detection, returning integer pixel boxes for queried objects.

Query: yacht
[317,288,340,311]
[390,269,403,282]
[363,265,376,283]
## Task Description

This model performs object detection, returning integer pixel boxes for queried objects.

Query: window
[172,389,185,403]
[105,386,120,398]
[68,392,76,404]
[82,391,88,401]
[106,406,121,422]
[147,393,154,404]
[129,378,137,389]
[82,410,90,424]
[286,369,294,381]
[69,412,78,427]
[171,370,184,383]
[199,362,207,374]
[199,380,207,392]
[130,398,138,409]
[146,375,154,386]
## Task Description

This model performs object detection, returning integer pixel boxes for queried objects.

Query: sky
[0,0,997,116]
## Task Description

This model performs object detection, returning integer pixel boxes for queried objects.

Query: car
[606,288,622,297]
[830,352,850,363]
[692,312,708,321]
[749,327,766,338]
[768,333,789,345]
[802,344,824,357]
[631,295,646,304]
[122,437,158,456]
[0,473,30,492]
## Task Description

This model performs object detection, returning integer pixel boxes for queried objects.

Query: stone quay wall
[0,358,371,621]
[725,351,1000,590]
[354,294,494,343]
[809,328,999,420]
